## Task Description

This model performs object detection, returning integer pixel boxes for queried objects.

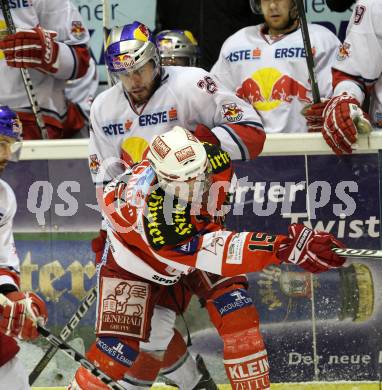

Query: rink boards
[7,138,382,385]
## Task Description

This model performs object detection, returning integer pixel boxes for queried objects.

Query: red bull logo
[236,68,311,112]
[133,24,150,42]
[222,103,244,122]
[112,54,135,70]
[337,42,351,61]
[71,21,86,39]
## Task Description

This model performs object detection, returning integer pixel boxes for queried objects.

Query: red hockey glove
[322,93,372,155]
[91,229,107,265]
[301,99,328,132]
[194,124,220,146]
[0,26,59,74]
[277,223,346,273]
[0,291,47,340]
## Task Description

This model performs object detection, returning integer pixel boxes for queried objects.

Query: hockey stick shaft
[295,0,320,103]
[0,0,48,138]
[0,293,124,390]
[333,247,382,259]
[28,286,97,385]
[102,0,114,87]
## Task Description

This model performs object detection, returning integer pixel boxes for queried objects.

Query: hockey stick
[332,247,382,259]
[102,0,114,87]
[0,293,124,390]
[28,286,97,385]
[295,0,320,104]
[0,0,48,139]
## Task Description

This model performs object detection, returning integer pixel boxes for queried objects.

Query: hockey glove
[0,26,59,74]
[0,291,47,340]
[194,124,220,146]
[322,93,372,155]
[301,99,328,132]
[91,229,107,265]
[277,223,346,273]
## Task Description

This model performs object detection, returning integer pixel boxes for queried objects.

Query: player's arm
[155,223,346,276]
[0,0,90,80]
[0,202,47,340]
[320,1,382,154]
[184,70,265,160]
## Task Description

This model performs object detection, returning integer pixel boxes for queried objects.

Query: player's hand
[194,124,220,146]
[301,99,328,132]
[92,229,107,265]
[0,291,48,340]
[277,223,346,273]
[0,26,59,74]
[322,93,372,155]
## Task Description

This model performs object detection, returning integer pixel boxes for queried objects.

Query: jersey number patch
[197,76,218,94]
[248,232,276,252]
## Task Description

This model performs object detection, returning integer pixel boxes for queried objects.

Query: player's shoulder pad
[166,65,210,84]
[203,143,231,174]
[90,82,123,113]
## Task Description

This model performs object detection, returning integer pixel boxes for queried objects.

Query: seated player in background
[0,106,48,389]
[155,29,199,66]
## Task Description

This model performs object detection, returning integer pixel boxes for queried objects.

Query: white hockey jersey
[89,65,264,186]
[0,179,20,289]
[332,0,382,127]
[211,24,340,133]
[0,0,90,122]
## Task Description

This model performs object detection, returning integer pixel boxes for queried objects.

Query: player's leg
[0,355,29,390]
[69,255,164,389]
[156,280,218,389]
[188,271,270,390]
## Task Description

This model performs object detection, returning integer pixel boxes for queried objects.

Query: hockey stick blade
[332,247,382,259]
[28,286,97,385]
[0,293,124,390]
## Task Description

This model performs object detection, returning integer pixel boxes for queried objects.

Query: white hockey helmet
[147,126,209,188]
[155,29,199,66]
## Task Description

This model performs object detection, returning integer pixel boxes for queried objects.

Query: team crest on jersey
[336,42,351,61]
[89,154,100,174]
[98,277,149,338]
[221,103,243,122]
[71,21,86,39]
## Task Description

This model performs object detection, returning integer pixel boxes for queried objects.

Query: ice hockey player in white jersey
[0,0,91,139]
[0,106,48,389]
[84,20,266,390]
[156,29,199,66]
[319,0,378,155]
[211,0,341,133]
[89,21,265,187]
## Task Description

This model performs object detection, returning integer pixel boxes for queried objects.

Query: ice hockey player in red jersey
[0,106,48,389]
[70,126,346,390]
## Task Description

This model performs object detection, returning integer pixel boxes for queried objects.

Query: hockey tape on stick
[28,286,97,385]
[0,0,48,139]
[0,293,124,390]
[295,0,320,104]
[332,247,382,259]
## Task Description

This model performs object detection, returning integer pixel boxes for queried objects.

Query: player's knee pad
[86,337,139,381]
[205,284,260,336]
[160,328,188,372]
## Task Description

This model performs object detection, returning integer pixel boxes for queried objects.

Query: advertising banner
[4,152,381,382]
